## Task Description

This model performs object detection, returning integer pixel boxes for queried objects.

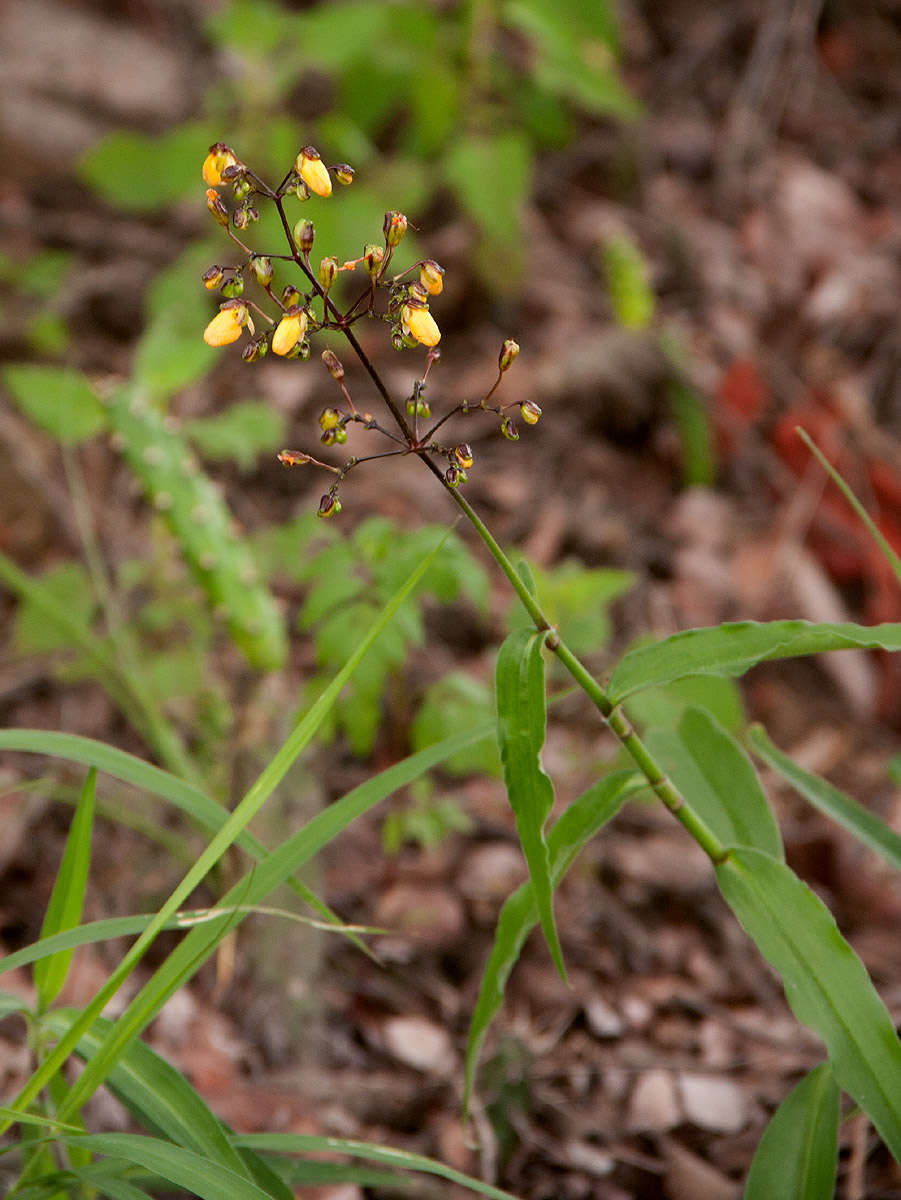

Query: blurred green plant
[0,249,73,356]
[79,0,636,292]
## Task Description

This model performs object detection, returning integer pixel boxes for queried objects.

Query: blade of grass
[34,769,95,1011]
[744,1062,839,1200]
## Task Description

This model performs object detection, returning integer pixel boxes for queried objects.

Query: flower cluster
[199,141,541,516]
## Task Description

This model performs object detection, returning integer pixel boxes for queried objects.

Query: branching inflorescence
[200,141,541,517]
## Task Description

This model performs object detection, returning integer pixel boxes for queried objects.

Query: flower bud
[271,306,308,357]
[318,493,342,518]
[520,400,542,425]
[206,188,229,227]
[282,286,302,308]
[203,300,248,347]
[501,416,519,441]
[278,449,310,467]
[249,255,273,287]
[202,265,224,290]
[202,143,239,186]
[400,302,441,348]
[383,211,408,247]
[293,219,315,254]
[242,337,268,363]
[453,443,473,469]
[233,201,258,229]
[319,407,342,431]
[334,164,355,185]
[363,244,385,276]
[231,175,251,200]
[321,350,344,381]
[499,339,520,372]
[318,256,338,290]
[296,146,332,197]
[408,281,429,304]
[221,269,244,299]
[420,260,445,295]
[445,465,461,488]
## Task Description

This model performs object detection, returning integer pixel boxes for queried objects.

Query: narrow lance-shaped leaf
[744,1062,840,1200]
[749,724,901,873]
[464,770,642,1112]
[496,628,565,980]
[644,707,782,859]
[716,847,901,1162]
[609,619,901,704]
[34,768,95,1010]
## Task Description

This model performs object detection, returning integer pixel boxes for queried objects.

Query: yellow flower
[401,304,441,348]
[271,307,308,356]
[202,143,238,186]
[296,147,332,197]
[420,260,445,296]
[203,302,248,347]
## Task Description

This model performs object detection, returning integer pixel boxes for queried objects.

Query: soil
[2,1,901,1198]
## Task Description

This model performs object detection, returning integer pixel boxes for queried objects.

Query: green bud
[250,255,273,287]
[383,210,408,247]
[363,244,385,277]
[501,417,519,441]
[319,407,341,431]
[445,465,460,488]
[293,219,315,253]
[334,164,355,185]
[318,256,339,290]
[321,350,344,381]
[499,339,520,372]
[221,269,244,299]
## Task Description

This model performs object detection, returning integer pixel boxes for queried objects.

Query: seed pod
[499,339,520,372]
[108,391,287,670]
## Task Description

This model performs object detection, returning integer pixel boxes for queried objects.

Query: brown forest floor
[2,1,901,1197]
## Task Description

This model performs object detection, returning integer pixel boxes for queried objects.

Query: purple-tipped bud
[293,219,315,254]
[383,211,408,247]
[445,465,460,488]
[249,255,273,287]
[334,164,355,185]
[318,493,342,518]
[520,400,542,425]
[321,350,344,381]
[453,443,474,469]
[202,265,224,290]
[318,256,338,290]
[363,244,385,276]
[501,417,519,441]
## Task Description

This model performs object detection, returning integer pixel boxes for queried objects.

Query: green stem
[443,489,727,863]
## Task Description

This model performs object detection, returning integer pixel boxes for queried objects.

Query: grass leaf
[744,1062,840,1200]
[716,848,901,1161]
[496,629,565,979]
[609,619,901,704]
[34,769,95,1010]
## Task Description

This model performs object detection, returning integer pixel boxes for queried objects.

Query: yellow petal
[297,152,332,198]
[405,305,441,348]
[202,144,237,186]
[203,306,245,347]
[271,311,307,356]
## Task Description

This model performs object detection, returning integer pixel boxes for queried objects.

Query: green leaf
[601,234,654,330]
[134,241,221,399]
[78,121,218,212]
[669,379,715,486]
[464,771,640,1111]
[1,531,462,1132]
[34,769,95,1010]
[444,130,532,246]
[411,672,501,778]
[184,403,286,471]
[63,1133,271,1200]
[0,990,31,1021]
[608,619,901,705]
[45,1010,261,1187]
[744,1063,839,1200]
[233,1132,519,1200]
[496,629,565,979]
[749,724,901,873]
[644,708,782,859]
[3,364,107,444]
[625,673,744,733]
[13,563,96,655]
[16,249,73,299]
[716,848,901,1161]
